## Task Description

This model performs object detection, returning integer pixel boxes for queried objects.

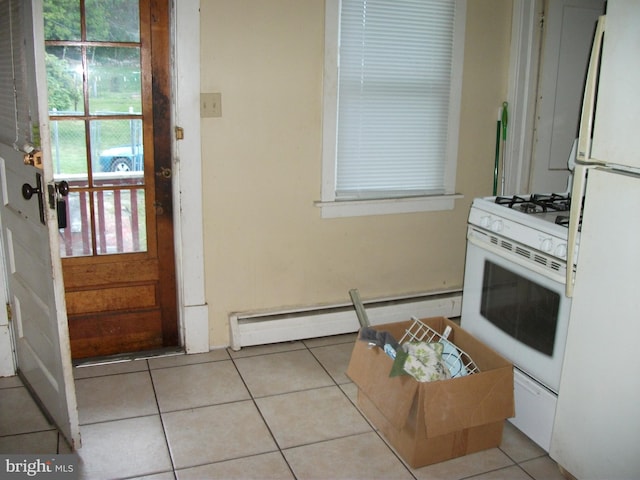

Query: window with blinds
[0,0,32,152]
[321,0,466,215]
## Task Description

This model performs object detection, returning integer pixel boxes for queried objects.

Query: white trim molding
[172,0,209,353]
[505,0,544,195]
[315,194,462,218]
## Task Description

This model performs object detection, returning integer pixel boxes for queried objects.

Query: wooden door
[0,0,80,447]
[43,0,178,359]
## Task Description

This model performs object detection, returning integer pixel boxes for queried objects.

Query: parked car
[98,145,143,172]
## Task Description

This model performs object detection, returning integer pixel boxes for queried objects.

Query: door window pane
[59,191,92,257]
[43,0,81,41]
[88,47,142,115]
[94,189,147,254]
[45,46,83,115]
[91,119,144,186]
[480,261,560,356]
[50,119,89,188]
[86,0,140,42]
[59,188,147,257]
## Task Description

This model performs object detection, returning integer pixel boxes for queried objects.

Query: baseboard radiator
[229,290,462,351]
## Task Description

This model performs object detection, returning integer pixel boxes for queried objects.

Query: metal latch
[175,126,184,140]
[23,150,43,169]
[157,167,172,179]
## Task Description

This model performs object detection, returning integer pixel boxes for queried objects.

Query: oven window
[480,260,559,356]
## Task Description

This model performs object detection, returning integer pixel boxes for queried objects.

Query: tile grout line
[498,443,550,465]
[492,449,544,480]
[145,358,178,480]
[306,339,418,479]
[460,462,536,480]
[227,348,299,480]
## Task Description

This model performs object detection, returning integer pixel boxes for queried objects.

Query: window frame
[317,0,466,218]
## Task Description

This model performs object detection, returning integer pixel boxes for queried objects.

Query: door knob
[21,173,45,225]
[22,182,41,200]
[56,180,70,197]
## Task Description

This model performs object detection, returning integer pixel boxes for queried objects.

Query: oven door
[461,227,571,393]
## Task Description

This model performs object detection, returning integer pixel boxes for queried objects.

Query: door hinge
[6,303,12,322]
[175,126,184,140]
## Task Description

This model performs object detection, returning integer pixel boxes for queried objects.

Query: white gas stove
[468,193,572,261]
[462,191,576,451]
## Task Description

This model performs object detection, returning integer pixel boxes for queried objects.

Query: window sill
[314,193,463,218]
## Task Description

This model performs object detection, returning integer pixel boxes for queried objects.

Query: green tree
[44,0,140,43]
[45,54,81,112]
[43,0,81,41]
[86,0,139,42]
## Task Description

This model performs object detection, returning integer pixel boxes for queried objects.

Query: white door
[529,0,605,193]
[0,0,80,448]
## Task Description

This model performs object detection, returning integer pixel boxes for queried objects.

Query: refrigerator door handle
[568,15,606,297]
[577,15,606,164]
[566,164,588,297]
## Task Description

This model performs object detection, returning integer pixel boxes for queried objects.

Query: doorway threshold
[73,346,185,368]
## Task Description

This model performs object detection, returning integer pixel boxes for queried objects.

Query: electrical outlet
[201,92,222,118]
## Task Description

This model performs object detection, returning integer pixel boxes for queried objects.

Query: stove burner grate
[494,193,571,213]
[555,213,582,231]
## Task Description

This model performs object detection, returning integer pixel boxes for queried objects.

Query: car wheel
[110,157,132,172]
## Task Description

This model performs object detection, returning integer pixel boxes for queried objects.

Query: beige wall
[200,0,513,346]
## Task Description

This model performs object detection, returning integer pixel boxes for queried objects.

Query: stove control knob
[480,216,491,228]
[490,219,503,232]
[555,243,567,259]
[540,238,553,253]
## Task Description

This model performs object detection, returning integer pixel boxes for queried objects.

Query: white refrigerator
[550,2,640,479]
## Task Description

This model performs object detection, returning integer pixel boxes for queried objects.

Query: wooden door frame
[0,0,209,375]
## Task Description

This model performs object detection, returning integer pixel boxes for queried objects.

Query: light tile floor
[0,333,566,480]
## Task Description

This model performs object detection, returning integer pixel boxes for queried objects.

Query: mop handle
[501,101,508,141]
[493,113,501,196]
[500,102,508,195]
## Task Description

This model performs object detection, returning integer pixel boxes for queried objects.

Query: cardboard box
[346,317,514,468]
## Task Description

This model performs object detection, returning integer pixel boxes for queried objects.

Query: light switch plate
[201,92,222,118]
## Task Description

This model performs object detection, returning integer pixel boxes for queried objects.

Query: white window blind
[336,0,458,200]
[0,0,32,151]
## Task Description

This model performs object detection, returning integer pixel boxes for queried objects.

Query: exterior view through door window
[44,0,146,257]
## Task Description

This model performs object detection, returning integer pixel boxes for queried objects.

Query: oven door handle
[467,231,566,285]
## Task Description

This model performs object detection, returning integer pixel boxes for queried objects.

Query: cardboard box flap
[421,365,515,438]
[346,338,418,428]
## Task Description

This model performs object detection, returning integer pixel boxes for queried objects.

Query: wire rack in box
[399,317,480,377]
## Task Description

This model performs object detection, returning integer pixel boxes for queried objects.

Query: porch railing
[58,172,146,257]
